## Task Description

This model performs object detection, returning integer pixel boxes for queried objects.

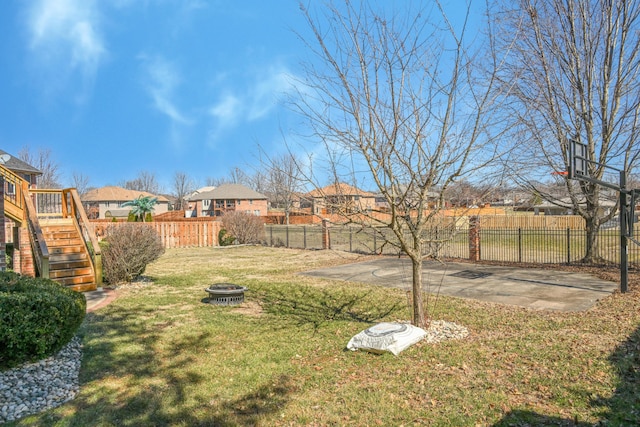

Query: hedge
[0,272,86,370]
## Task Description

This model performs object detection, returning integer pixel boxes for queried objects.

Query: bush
[221,211,265,244]
[218,228,236,246]
[101,224,165,284]
[0,272,86,370]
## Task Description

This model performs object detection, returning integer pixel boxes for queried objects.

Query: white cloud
[210,94,241,124]
[248,67,293,121]
[207,64,296,144]
[27,0,106,97]
[140,55,192,125]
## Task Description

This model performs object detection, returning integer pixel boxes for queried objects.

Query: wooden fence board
[91,221,221,248]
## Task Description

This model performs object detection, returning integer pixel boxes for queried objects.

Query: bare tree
[172,171,196,211]
[206,167,252,188]
[18,146,61,188]
[444,179,494,208]
[294,1,507,327]
[495,0,640,262]
[70,172,91,197]
[260,151,305,225]
[121,171,161,195]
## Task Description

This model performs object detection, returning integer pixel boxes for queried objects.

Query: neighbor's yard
[10,246,640,426]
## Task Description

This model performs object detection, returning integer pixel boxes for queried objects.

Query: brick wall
[0,177,5,271]
[469,216,480,261]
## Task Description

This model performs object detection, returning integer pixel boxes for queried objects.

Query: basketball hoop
[551,171,569,176]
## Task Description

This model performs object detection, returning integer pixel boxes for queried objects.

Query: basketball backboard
[568,139,588,179]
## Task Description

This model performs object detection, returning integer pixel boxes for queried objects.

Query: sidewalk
[302,258,619,312]
[84,288,117,312]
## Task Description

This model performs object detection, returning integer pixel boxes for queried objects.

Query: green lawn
[9,246,640,426]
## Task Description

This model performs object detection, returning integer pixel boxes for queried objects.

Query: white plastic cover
[346,322,427,356]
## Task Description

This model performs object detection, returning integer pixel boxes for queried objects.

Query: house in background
[304,182,376,215]
[0,149,42,246]
[82,186,170,220]
[0,148,41,189]
[186,183,268,218]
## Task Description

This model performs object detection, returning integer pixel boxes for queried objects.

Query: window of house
[203,199,211,209]
[249,199,253,205]
[254,210,260,216]
[6,182,15,195]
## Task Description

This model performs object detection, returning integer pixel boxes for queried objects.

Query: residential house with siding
[305,182,377,215]
[186,183,268,218]
[82,186,170,219]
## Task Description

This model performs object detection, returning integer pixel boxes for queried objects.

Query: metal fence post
[518,228,522,263]
[373,229,377,254]
[286,225,289,248]
[303,226,307,249]
[566,227,571,264]
[349,227,353,253]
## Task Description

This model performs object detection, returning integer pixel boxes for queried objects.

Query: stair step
[50,259,91,270]
[43,231,78,239]
[49,246,83,255]
[46,238,84,247]
[49,267,93,279]
[55,274,94,286]
[49,252,88,263]
[40,218,74,225]
[68,283,97,292]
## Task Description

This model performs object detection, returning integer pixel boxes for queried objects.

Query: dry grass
[10,246,640,426]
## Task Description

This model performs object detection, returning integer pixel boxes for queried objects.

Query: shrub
[221,211,265,244]
[218,228,236,246]
[101,224,165,284]
[0,272,86,370]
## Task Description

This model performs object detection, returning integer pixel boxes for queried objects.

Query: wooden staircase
[42,218,96,291]
[0,163,102,292]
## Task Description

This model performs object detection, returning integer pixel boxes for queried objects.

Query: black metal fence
[264,224,640,268]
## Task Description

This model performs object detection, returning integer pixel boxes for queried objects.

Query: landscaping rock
[0,336,81,423]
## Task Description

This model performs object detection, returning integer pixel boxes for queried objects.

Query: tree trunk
[410,256,426,328]
[582,216,601,263]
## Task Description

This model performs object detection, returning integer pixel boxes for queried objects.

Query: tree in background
[122,171,161,195]
[294,1,508,327]
[260,151,305,225]
[495,0,640,262]
[206,167,251,188]
[122,195,157,222]
[18,146,61,188]
[171,171,196,211]
[70,172,92,198]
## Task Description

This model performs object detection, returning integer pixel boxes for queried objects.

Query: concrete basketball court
[301,257,619,311]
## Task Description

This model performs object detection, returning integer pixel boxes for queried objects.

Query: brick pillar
[0,177,5,272]
[322,219,331,250]
[18,227,35,277]
[469,215,481,262]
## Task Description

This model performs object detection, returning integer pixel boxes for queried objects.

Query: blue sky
[0,0,480,192]
[0,0,310,190]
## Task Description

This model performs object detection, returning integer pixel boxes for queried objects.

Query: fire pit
[204,283,247,306]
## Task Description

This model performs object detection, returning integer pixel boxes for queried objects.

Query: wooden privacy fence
[92,221,222,248]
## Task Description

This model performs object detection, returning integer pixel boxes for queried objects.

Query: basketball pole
[620,170,628,293]
[569,139,631,294]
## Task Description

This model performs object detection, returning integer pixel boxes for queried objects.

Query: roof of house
[82,186,170,202]
[0,149,42,175]
[186,186,217,199]
[188,183,267,201]
[306,183,376,198]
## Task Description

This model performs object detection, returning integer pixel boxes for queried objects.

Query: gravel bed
[423,320,469,343]
[0,336,81,423]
